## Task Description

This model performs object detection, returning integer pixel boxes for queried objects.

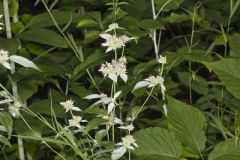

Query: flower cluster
[112,135,138,160]
[60,99,86,129]
[60,99,81,112]
[99,57,128,83]
[100,23,134,53]
[8,101,23,118]
[157,55,167,65]
[0,90,13,105]
[133,75,165,92]
[84,91,122,114]
[0,49,11,69]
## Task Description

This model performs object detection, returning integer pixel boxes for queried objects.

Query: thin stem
[43,142,66,160]
[128,149,131,160]
[133,87,154,120]
[3,1,25,160]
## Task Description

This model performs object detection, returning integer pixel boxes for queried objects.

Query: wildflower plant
[1,0,240,160]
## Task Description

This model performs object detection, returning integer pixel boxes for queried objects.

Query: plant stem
[134,87,154,120]
[3,0,25,160]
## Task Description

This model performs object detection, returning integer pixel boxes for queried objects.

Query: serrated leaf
[133,127,182,159]
[204,58,240,99]
[167,97,207,155]
[209,139,240,160]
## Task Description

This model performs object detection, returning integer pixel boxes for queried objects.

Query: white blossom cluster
[112,135,138,160]
[0,49,11,69]
[99,57,128,83]
[84,91,121,114]
[100,23,134,53]
[60,99,87,130]
[8,101,23,118]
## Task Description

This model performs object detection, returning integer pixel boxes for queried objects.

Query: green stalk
[3,0,25,160]
[133,87,154,120]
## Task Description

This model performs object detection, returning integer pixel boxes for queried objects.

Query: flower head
[0,49,11,70]
[119,124,134,132]
[118,135,138,150]
[99,57,128,83]
[119,35,135,44]
[60,99,81,112]
[100,34,125,53]
[145,75,164,87]
[105,23,123,32]
[112,135,138,160]
[8,101,23,118]
[157,55,167,64]
[69,116,82,128]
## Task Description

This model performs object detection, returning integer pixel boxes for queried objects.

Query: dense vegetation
[1,0,240,159]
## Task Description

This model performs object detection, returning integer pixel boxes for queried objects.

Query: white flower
[118,135,138,150]
[146,76,164,87]
[105,23,123,32]
[133,75,165,91]
[60,99,81,112]
[111,135,138,160]
[99,62,114,78]
[0,49,11,70]
[8,101,23,118]
[119,35,135,44]
[68,116,87,128]
[157,55,167,64]
[0,49,39,70]
[99,114,123,125]
[99,57,128,83]
[83,93,112,106]
[85,91,121,114]
[119,124,134,132]
[100,34,125,53]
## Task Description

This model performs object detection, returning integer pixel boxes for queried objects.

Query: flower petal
[2,62,11,70]
[111,147,126,160]
[120,73,128,83]
[108,102,115,113]
[83,94,100,100]
[114,91,122,99]
[72,107,82,112]
[10,55,40,70]
[108,73,118,83]
[133,81,150,91]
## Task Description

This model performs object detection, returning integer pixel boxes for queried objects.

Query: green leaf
[209,139,240,160]
[77,19,99,28]
[0,112,13,138]
[164,13,189,23]
[0,38,18,54]
[72,50,106,78]
[83,30,101,44]
[26,11,82,28]
[0,135,11,147]
[155,0,184,12]
[133,127,182,159]
[204,58,240,99]
[19,29,68,48]
[167,97,207,155]
[140,19,165,30]
[85,118,107,133]
[178,72,208,95]
[229,33,240,57]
